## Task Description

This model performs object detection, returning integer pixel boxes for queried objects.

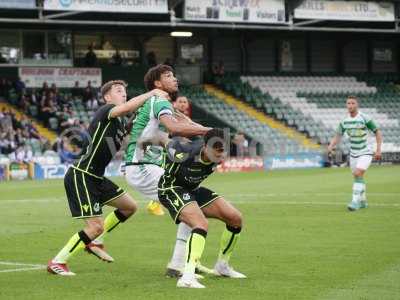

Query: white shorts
[125,164,164,201]
[350,155,372,173]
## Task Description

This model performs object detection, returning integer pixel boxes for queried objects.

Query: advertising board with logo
[44,0,168,13]
[185,0,285,24]
[264,153,324,170]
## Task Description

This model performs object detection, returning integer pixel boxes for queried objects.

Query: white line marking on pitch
[0,261,46,273]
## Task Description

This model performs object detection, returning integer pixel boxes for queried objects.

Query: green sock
[53,231,92,263]
[218,225,242,263]
[184,229,207,275]
[96,210,128,243]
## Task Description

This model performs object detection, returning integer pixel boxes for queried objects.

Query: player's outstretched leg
[87,193,137,262]
[202,197,246,279]
[48,217,105,276]
[176,203,208,289]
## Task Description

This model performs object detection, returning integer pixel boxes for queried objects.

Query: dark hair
[101,80,127,98]
[204,128,225,149]
[144,64,173,91]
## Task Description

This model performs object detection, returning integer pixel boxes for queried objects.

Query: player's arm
[328,122,344,154]
[365,117,382,160]
[109,89,168,118]
[374,129,382,160]
[174,111,203,127]
[327,134,341,154]
[159,114,211,137]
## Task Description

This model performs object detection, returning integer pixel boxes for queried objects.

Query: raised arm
[109,89,168,118]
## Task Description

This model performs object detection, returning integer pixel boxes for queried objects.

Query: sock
[95,209,128,244]
[218,225,242,263]
[168,222,192,270]
[53,230,92,264]
[352,177,365,203]
[183,228,207,276]
[361,180,367,201]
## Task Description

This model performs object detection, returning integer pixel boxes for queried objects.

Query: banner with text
[19,67,102,88]
[294,1,395,22]
[44,0,168,13]
[184,0,285,24]
[0,0,35,9]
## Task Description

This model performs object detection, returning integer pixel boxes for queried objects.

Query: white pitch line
[0,261,46,274]
[0,261,45,267]
[0,266,45,273]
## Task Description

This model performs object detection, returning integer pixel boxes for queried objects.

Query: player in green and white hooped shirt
[124,65,212,277]
[328,96,382,211]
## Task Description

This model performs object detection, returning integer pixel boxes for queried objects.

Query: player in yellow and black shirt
[158,129,246,289]
[47,80,169,276]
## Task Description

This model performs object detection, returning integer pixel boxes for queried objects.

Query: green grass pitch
[0,166,399,299]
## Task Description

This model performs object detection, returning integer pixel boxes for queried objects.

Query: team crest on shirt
[183,193,191,201]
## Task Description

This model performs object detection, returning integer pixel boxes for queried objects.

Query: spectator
[14,77,26,96]
[173,96,192,117]
[71,81,82,99]
[9,142,33,163]
[213,61,225,77]
[85,45,97,67]
[40,82,50,97]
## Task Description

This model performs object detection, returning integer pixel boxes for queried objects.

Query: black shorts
[64,167,126,219]
[158,186,221,224]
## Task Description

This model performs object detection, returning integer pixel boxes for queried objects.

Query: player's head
[203,128,226,163]
[101,80,127,105]
[144,64,178,95]
[173,96,190,115]
[346,96,359,114]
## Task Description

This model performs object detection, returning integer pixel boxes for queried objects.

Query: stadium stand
[216,73,400,154]
[181,85,320,155]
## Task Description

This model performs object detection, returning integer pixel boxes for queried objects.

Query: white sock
[352,182,364,203]
[168,223,192,270]
[361,183,366,201]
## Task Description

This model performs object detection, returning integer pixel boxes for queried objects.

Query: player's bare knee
[87,220,104,236]
[353,169,364,178]
[227,211,243,228]
[193,218,208,232]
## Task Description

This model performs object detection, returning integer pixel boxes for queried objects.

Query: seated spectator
[40,97,58,127]
[9,142,33,163]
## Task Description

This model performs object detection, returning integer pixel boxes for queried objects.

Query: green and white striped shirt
[336,111,378,157]
[124,96,173,166]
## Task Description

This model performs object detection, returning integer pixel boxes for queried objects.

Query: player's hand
[152,89,169,99]
[374,150,382,161]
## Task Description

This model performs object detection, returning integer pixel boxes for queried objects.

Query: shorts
[350,154,373,173]
[158,186,221,224]
[125,164,164,201]
[64,167,126,219]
